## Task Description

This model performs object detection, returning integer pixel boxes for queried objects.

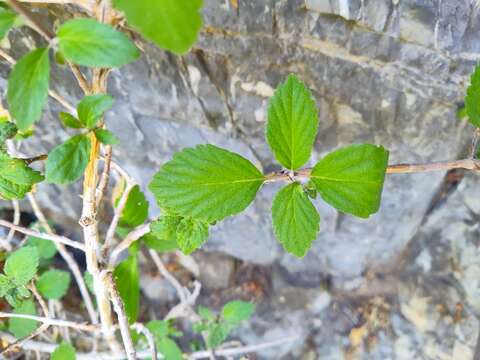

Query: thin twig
[5,0,54,40]
[96,145,113,208]
[0,219,85,251]
[132,323,157,360]
[102,271,137,360]
[0,313,98,331]
[109,223,150,268]
[148,249,187,303]
[470,128,480,158]
[1,200,19,251]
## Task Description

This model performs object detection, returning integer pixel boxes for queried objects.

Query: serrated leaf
[112,0,203,54]
[0,8,17,40]
[176,217,209,255]
[0,151,44,200]
[466,64,480,127]
[118,185,148,227]
[94,129,119,145]
[9,299,37,338]
[142,233,177,253]
[146,214,181,252]
[45,135,91,184]
[149,144,264,223]
[271,182,320,257]
[77,94,114,128]
[52,342,76,360]
[114,254,139,324]
[26,223,57,260]
[59,112,83,129]
[222,300,255,325]
[158,337,183,360]
[57,18,140,68]
[266,74,319,170]
[311,144,389,218]
[0,122,17,145]
[207,323,229,348]
[4,246,39,286]
[36,269,71,300]
[7,48,50,131]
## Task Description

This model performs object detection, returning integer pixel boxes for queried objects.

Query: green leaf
[149,144,264,223]
[113,254,139,324]
[0,8,17,40]
[77,94,114,128]
[45,135,91,184]
[0,274,11,297]
[112,0,203,54]
[466,64,480,127]
[0,122,18,145]
[198,306,215,321]
[4,246,39,286]
[84,272,94,294]
[176,217,209,255]
[222,300,255,325]
[94,129,119,145]
[9,299,37,338]
[271,182,320,257]
[0,151,44,200]
[7,48,50,131]
[57,18,140,68]
[158,337,183,360]
[266,74,319,170]
[36,269,71,300]
[118,185,148,227]
[59,112,83,129]
[206,323,229,348]
[146,320,169,340]
[310,144,389,218]
[142,233,177,253]
[26,223,57,260]
[51,342,76,360]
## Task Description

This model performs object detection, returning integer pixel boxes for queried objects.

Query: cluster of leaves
[193,300,255,349]
[149,74,390,257]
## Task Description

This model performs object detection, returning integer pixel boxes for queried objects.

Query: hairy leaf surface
[271,183,320,257]
[176,217,209,254]
[77,94,113,128]
[37,269,71,300]
[266,74,318,170]
[311,144,389,218]
[4,246,39,285]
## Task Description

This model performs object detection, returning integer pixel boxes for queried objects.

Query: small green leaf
[0,8,17,40]
[207,323,229,348]
[0,151,44,200]
[271,182,320,257]
[222,300,255,325]
[158,337,183,360]
[84,272,94,294]
[146,320,169,340]
[0,274,11,297]
[4,246,39,286]
[94,129,119,145]
[149,144,264,223]
[142,233,177,253]
[176,217,209,255]
[57,18,140,68]
[52,342,76,360]
[36,269,71,300]
[26,223,57,260]
[114,254,139,324]
[465,64,480,127]
[310,144,389,218]
[198,306,215,321]
[0,122,17,145]
[112,0,203,54]
[118,185,148,227]
[59,112,83,129]
[45,135,91,184]
[7,48,50,131]
[9,299,37,338]
[77,94,114,128]
[266,74,319,170]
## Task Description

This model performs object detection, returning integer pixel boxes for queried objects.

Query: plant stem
[0,313,98,331]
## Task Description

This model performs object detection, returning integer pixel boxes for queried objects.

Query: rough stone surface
[2,0,480,358]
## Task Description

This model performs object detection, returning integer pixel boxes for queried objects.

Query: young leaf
[9,299,37,338]
[113,254,139,324]
[118,185,148,227]
[0,151,44,200]
[271,182,320,257]
[266,74,319,170]
[59,112,83,129]
[36,269,71,300]
[77,94,114,128]
[310,144,389,218]
[146,320,169,340]
[198,306,216,321]
[207,323,229,348]
[222,300,255,325]
[52,342,76,360]
[158,337,183,360]
[0,8,17,40]
[45,135,91,184]
[57,18,140,68]
[26,223,57,260]
[112,0,203,54]
[176,217,209,254]
[7,48,50,131]
[94,129,119,145]
[142,233,177,253]
[465,64,480,127]
[149,144,264,223]
[0,274,12,297]
[4,246,39,286]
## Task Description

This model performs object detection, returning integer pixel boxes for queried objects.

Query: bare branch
[148,249,187,303]
[109,223,150,268]
[96,145,113,208]
[5,0,54,40]
[132,323,157,360]
[0,313,98,331]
